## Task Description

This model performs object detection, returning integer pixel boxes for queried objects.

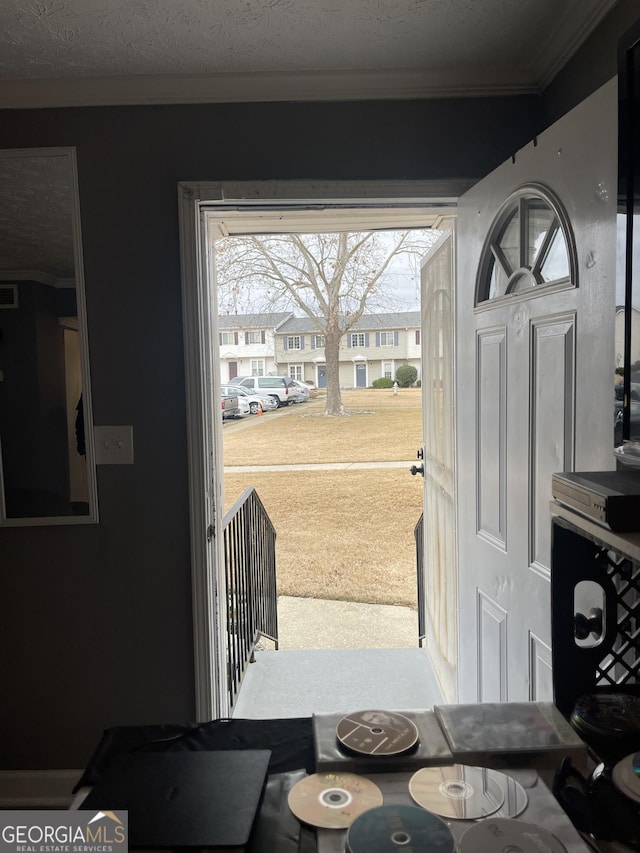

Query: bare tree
[215,230,437,415]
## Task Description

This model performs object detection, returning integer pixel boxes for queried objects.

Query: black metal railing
[415,513,426,646]
[223,487,278,709]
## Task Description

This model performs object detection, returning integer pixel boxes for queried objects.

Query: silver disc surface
[409,764,504,819]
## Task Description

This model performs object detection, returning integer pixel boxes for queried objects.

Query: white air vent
[0,285,18,308]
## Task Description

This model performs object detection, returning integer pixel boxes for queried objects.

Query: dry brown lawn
[224,388,423,607]
[224,387,423,466]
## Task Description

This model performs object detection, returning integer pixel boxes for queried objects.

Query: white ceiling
[0,0,620,108]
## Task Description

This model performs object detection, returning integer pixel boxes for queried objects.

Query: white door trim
[178,180,461,719]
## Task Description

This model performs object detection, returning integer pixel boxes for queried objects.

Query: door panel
[529,633,553,701]
[530,316,575,571]
[477,592,507,702]
[456,80,617,702]
[476,328,507,547]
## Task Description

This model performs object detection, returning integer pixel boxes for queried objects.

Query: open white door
[419,227,458,702]
[455,82,617,702]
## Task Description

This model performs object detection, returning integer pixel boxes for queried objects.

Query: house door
[228,361,238,380]
[419,228,458,702]
[317,364,327,388]
[455,82,617,702]
[356,362,367,387]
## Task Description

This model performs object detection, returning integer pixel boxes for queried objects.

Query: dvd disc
[336,710,419,757]
[409,764,504,819]
[346,804,455,853]
[287,771,384,829]
[612,752,640,804]
[458,818,568,853]
[487,770,529,818]
[571,694,640,737]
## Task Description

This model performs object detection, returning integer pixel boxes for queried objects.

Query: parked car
[299,380,319,398]
[221,391,240,419]
[221,383,273,415]
[291,380,310,402]
[615,399,640,446]
[230,375,299,407]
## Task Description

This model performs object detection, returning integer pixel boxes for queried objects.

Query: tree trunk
[324,327,345,416]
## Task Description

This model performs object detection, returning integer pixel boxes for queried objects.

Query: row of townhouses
[217,312,422,388]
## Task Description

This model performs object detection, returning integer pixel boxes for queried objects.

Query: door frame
[177,179,465,719]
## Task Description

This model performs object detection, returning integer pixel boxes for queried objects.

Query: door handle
[410,464,424,477]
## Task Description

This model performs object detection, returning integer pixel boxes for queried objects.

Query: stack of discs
[571,693,640,744]
[612,752,640,804]
[458,818,567,853]
[409,764,528,820]
[336,710,419,757]
[346,804,455,853]
[287,771,383,829]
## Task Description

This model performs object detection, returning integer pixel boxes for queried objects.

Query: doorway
[178,180,461,719]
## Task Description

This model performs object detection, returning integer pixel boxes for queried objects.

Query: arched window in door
[476,185,577,305]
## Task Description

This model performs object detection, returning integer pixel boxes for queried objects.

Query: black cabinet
[551,504,640,722]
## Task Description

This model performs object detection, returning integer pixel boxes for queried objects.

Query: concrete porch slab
[232,648,444,718]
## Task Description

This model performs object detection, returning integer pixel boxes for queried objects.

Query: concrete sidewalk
[225,460,411,472]
[272,595,419,650]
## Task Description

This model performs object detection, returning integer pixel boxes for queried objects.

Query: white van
[231,376,300,407]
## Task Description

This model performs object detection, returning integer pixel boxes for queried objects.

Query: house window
[220,331,237,345]
[476,187,576,305]
[245,330,264,344]
[289,365,303,380]
[250,360,264,376]
[351,333,366,347]
[313,334,325,348]
[379,331,396,346]
[287,335,302,350]
[383,361,393,379]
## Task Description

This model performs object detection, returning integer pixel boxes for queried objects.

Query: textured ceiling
[0,154,75,282]
[0,0,621,278]
[0,0,620,106]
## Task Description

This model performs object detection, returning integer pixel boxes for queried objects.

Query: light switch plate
[94,425,134,465]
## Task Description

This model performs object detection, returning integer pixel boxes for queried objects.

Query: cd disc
[346,804,455,853]
[409,764,504,819]
[458,818,568,853]
[572,694,640,737]
[287,771,383,829]
[487,770,529,818]
[612,752,640,804]
[336,710,419,757]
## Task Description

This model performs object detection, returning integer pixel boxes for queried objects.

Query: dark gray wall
[542,0,640,125]
[0,96,544,771]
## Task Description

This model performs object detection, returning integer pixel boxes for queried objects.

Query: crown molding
[533,0,620,89]
[0,270,74,287]
[0,65,539,110]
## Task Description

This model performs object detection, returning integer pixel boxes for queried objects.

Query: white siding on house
[274,314,422,386]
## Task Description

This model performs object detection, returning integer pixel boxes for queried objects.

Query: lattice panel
[594,548,640,687]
